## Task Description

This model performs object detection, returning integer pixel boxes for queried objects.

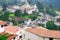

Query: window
[4,24,8,26]
[49,38,53,40]
[13,37,15,40]
[1,25,3,28]
[19,35,22,38]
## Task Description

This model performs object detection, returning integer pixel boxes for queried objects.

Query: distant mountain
[42,0,60,10]
[27,0,60,10]
[0,0,60,10]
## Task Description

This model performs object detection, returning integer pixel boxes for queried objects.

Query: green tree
[0,11,10,21]
[1,0,8,12]
[11,20,18,26]
[23,9,28,16]
[46,21,57,30]
[57,18,60,22]
[9,13,15,17]
[15,10,23,17]
[0,33,13,40]
[29,15,37,21]
[36,1,44,12]
[3,11,10,21]
[46,7,57,17]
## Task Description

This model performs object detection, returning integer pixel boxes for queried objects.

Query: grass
[23,15,30,18]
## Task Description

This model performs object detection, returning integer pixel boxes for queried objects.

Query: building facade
[25,27,60,40]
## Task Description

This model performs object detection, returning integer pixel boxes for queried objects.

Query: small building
[0,21,25,40]
[19,4,38,14]
[0,20,5,33]
[7,3,38,14]
[54,16,60,26]
[35,14,51,25]
[7,5,20,13]
[4,25,25,40]
[25,27,60,40]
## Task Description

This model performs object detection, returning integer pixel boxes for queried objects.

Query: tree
[0,33,13,40]
[46,21,57,30]
[9,13,15,18]
[1,0,8,12]
[46,7,57,17]
[29,15,37,21]
[57,18,60,22]
[3,11,10,21]
[23,9,28,16]
[0,11,10,21]
[36,1,44,12]
[11,20,18,26]
[15,10,23,17]
[2,3,7,12]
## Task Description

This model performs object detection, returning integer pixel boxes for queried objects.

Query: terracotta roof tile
[7,35,16,40]
[4,25,19,34]
[0,20,5,25]
[26,27,60,39]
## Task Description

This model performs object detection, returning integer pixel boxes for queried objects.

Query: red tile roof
[0,20,5,25]
[26,27,60,39]
[4,25,19,34]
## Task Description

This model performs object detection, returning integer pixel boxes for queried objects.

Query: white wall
[0,25,4,33]
[25,31,49,40]
[53,39,60,40]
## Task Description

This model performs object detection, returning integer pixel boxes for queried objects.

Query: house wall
[53,39,60,40]
[25,31,60,40]
[25,31,49,40]
[11,34,25,40]
[0,25,4,33]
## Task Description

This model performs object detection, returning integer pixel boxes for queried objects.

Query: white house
[19,0,38,14]
[25,26,60,40]
[0,21,25,40]
[0,20,5,33]
[4,25,25,40]
[7,5,20,13]
[54,16,60,26]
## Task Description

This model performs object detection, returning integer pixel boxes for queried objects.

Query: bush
[11,20,18,26]
[57,18,60,22]
[46,21,57,30]
[38,24,45,27]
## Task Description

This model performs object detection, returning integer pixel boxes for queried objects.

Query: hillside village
[0,0,60,40]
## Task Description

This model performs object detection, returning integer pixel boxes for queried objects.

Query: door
[49,38,53,40]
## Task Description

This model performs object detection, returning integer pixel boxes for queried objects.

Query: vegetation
[0,11,10,21]
[15,9,38,21]
[36,1,44,12]
[57,18,60,22]
[0,33,13,40]
[46,21,57,30]
[15,10,23,17]
[9,13,15,17]
[29,14,38,21]
[46,7,57,17]
[38,24,45,27]
[46,21,60,30]
[11,20,18,26]
[36,1,57,17]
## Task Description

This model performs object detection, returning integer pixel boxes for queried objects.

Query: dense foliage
[57,18,60,22]
[15,10,23,17]
[0,33,13,40]
[46,21,60,30]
